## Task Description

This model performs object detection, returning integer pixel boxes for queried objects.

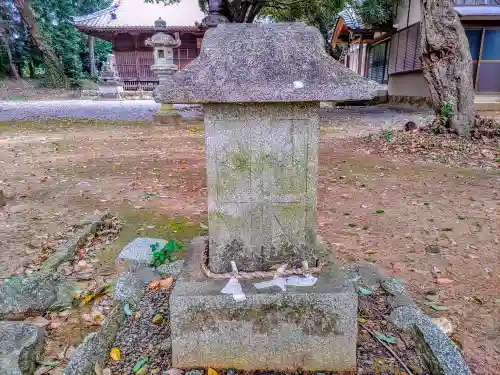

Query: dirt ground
[0,114,498,374]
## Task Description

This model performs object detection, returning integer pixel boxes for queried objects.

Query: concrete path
[0,100,202,122]
[0,100,433,128]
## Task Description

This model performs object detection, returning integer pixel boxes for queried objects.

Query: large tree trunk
[88,35,96,77]
[0,28,20,80]
[13,0,69,88]
[420,0,475,136]
[28,60,35,78]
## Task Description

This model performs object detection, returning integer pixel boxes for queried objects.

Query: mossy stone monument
[154,23,380,371]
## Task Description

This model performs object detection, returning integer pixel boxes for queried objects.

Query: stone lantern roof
[154,17,167,31]
[154,22,382,104]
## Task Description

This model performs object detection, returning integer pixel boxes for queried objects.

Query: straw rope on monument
[200,241,324,280]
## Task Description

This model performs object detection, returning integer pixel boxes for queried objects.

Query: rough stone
[164,368,185,375]
[116,237,167,268]
[64,303,126,375]
[114,270,147,308]
[390,305,471,375]
[170,237,357,371]
[185,370,203,375]
[40,213,107,273]
[0,322,44,375]
[153,23,381,104]
[156,260,185,278]
[0,273,75,318]
[380,276,406,295]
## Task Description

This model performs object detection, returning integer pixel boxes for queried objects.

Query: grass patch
[0,118,155,133]
[98,205,208,272]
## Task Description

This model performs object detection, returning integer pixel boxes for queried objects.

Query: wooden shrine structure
[73,0,206,90]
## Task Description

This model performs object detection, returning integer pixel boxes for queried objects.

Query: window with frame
[388,22,422,75]
[366,40,390,84]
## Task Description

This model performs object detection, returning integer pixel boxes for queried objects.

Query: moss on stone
[182,298,341,336]
[230,151,251,173]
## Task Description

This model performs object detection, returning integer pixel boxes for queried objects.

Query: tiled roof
[454,0,500,5]
[332,7,367,33]
[454,0,500,16]
[72,0,205,30]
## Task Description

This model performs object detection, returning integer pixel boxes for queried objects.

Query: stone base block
[98,84,124,100]
[170,237,357,371]
[153,113,182,126]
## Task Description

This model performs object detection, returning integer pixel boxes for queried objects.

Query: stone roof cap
[154,23,382,104]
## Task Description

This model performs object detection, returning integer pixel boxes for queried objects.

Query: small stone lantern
[98,54,123,99]
[146,17,182,125]
[154,23,381,371]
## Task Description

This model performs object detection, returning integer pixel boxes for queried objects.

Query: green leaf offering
[124,302,133,317]
[358,287,372,296]
[150,239,181,266]
[41,361,59,367]
[133,358,148,373]
[374,331,396,344]
[430,305,449,311]
[374,210,385,214]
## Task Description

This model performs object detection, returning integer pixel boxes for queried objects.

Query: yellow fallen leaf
[208,368,219,375]
[357,317,367,324]
[110,347,121,361]
[82,294,95,304]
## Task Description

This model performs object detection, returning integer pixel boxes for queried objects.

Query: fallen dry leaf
[148,277,174,291]
[159,277,173,289]
[147,280,161,291]
[432,317,453,336]
[434,278,454,284]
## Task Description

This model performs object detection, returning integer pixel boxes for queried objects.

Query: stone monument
[146,17,182,125]
[154,23,380,371]
[98,54,123,99]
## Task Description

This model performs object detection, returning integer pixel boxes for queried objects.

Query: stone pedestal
[98,80,123,100]
[170,237,357,371]
[153,104,182,126]
[154,22,381,372]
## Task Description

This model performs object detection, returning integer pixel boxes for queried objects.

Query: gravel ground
[0,100,203,122]
[108,289,172,374]
[106,286,428,375]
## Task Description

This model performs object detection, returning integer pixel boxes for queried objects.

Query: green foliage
[2,0,111,82]
[380,128,394,142]
[148,0,344,27]
[355,0,400,27]
[263,0,347,49]
[431,102,454,134]
[150,239,181,267]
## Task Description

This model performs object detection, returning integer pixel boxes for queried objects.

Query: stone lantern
[146,17,182,125]
[99,54,123,99]
[154,23,381,371]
